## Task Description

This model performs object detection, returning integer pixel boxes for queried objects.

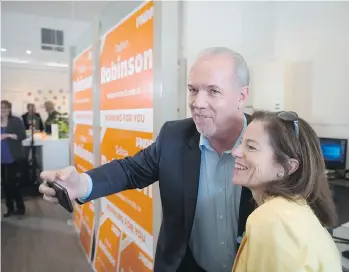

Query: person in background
[231,111,342,272]
[22,103,44,132]
[43,101,59,135]
[1,100,27,217]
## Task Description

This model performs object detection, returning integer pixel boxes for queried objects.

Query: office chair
[332,234,349,260]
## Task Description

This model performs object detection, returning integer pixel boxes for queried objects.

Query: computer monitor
[319,137,347,170]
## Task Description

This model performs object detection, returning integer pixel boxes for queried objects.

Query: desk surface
[22,137,68,146]
[22,137,70,170]
[329,179,349,188]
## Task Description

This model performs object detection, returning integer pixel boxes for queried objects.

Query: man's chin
[195,126,213,137]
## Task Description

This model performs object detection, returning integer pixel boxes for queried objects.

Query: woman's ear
[287,158,299,175]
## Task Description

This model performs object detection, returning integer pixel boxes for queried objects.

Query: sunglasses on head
[276,111,299,138]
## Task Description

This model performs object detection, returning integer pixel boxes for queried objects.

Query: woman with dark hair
[231,111,341,271]
[1,100,27,217]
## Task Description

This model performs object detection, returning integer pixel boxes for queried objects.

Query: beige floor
[1,196,348,272]
[1,197,92,272]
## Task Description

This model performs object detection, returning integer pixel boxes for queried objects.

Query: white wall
[183,1,276,116]
[273,2,349,125]
[1,64,70,120]
[183,1,349,167]
[1,10,92,120]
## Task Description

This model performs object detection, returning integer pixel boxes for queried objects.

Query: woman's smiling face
[231,120,285,189]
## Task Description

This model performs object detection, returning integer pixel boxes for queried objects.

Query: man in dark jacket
[39,47,254,272]
[43,101,59,134]
[22,103,44,132]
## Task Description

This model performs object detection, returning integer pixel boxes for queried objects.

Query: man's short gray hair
[197,47,250,87]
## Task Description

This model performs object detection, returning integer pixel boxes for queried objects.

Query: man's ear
[238,86,249,109]
[287,158,299,175]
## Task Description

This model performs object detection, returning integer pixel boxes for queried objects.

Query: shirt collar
[199,115,247,154]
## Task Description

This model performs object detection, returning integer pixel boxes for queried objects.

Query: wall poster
[94,1,154,271]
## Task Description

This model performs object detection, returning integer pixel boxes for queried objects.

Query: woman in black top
[1,100,27,217]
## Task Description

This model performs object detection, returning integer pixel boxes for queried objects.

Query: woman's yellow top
[232,196,342,272]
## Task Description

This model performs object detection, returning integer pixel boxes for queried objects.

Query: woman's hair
[251,110,337,228]
[1,100,12,117]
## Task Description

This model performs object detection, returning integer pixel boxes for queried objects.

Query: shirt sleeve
[77,173,93,202]
[245,214,307,272]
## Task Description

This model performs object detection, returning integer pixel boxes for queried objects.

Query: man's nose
[232,145,243,158]
[193,91,207,109]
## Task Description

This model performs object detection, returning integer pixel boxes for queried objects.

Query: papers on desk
[51,124,59,140]
[25,131,47,139]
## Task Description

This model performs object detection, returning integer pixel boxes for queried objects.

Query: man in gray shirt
[40,47,254,271]
[186,48,250,271]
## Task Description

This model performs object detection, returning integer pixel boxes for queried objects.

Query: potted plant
[57,113,69,138]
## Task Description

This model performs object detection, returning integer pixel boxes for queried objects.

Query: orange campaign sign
[97,1,154,271]
[72,45,96,261]
[73,47,93,112]
[95,199,153,272]
[99,1,153,112]
[93,215,121,271]
[80,201,96,259]
[73,122,94,245]
[100,128,153,234]
[119,233,152,272]
[73,203,82,233]
[72,109,94,240]
[73,124,94,173]
[74,123,95,260]
[72,45,94,173]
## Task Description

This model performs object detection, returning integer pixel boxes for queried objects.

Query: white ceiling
[0,1,141,68]
[1,1,110,22]
[1,1,112,68]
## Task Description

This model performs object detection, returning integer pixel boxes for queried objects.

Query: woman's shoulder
[247,197,313,233]
[246,196,332,248]
[245,197,342,271]
[9,115,23,123]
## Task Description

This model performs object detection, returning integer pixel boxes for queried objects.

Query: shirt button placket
[217,161,227,270]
